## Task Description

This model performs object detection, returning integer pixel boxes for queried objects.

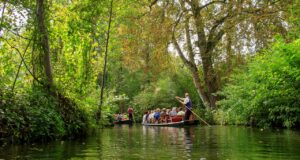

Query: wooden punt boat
[142,120,199,127]
[113,119,133,124]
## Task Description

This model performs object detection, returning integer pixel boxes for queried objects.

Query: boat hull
[113,120,133,124]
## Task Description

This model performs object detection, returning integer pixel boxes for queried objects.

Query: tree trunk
[191,2,219,109]
[172,32,211,109]
[201,52,218,109]
[99,0,113,120]
[189,66,211,108]
[36,0,53,89]
[0,0,7,32]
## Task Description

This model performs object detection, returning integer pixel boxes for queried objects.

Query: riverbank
[0,87,90,144]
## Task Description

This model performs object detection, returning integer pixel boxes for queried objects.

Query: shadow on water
[1,125,300,159]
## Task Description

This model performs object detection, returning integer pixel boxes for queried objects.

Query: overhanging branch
[2,37,44,85]
[199,0,227,10]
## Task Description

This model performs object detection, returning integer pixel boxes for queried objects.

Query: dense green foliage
[218,39,300,128]
[132,67,203,112]
[0,0,299,144]
[0,87,87,143]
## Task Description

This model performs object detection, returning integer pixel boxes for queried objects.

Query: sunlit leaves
[218,39,300,128]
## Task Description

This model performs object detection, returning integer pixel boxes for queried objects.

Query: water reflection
[1,125,300,159]
[183,127,193,159]
[141,126,196,159]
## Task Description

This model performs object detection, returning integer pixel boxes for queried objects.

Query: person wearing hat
[160,108,167,123]
[175,92,192,121]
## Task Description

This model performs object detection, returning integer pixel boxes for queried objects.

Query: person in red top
[127,107,134,121]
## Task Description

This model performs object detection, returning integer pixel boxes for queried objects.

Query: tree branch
[207,29,225,52]
[199,0,226,10]
[189,0,208,54]
[149,0,158,10]
[172,34,192,68]
[0,0,7,32]
[172,11,194,69]
[208,14,229,40]
[206,14,230,52]
[5,29,31,40]
[2,37,44,85]
[11,39,33,92]
[184,17,196,66]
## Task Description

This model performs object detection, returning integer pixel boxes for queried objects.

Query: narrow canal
[1,125,300,159]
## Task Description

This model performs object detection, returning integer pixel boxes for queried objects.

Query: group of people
[142,93,193,124]
[114,92,193,124]
[115,113,128,121]
[114,107,134,121]
[142,107,185,124]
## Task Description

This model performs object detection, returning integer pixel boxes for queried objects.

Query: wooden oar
[175,97,211,127]
[185,106,211,127]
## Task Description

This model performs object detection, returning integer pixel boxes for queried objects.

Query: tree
[99,0,113,120]
[218,39,300,128]
[36,0,53,90]
[151,0,292,109]
[120,5,173,84]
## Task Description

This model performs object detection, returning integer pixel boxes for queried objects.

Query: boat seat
[170,115,183,122]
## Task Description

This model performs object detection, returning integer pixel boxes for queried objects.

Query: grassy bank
[0,87,91,144]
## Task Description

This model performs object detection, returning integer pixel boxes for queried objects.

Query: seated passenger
[142,112,148,124]
[123,113,128,120]
[117,113,123,121]
[160,108,167,123]
[149,110,155,123]
[166,109,170,115]
[169,107,177,116]
[145,110,150,123]
[165,109,171,123]
[177,108,185,116]
[154,108,161,124]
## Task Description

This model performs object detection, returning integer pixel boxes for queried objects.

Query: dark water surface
[1,125,300,160]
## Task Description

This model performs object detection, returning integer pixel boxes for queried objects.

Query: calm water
[1,125,300,160]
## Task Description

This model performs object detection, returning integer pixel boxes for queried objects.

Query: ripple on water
[1,125,300,160]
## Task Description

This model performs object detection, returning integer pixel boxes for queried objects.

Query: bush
[0,89,64,142]
[218,39,300,128]
[56,92,88,138]
[0,87,88,143]
[133,77,177,112]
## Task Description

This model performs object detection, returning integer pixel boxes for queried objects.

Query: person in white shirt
[169,107,177,116]
[148,110,155,123]
[175,92,193,120]
[142,112,147,124]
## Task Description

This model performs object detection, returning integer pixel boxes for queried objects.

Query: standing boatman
[127,106,134,121]
[175,92,192,121]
